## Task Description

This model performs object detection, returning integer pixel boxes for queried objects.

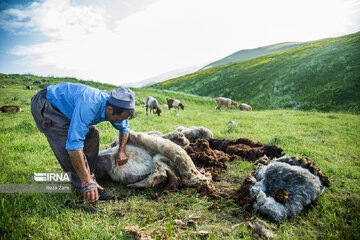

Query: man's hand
[115,151,128,166]
[81,179,104,202]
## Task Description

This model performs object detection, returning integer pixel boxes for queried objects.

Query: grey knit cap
[108,88,135,109]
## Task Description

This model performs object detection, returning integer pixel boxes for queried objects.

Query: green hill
[200,41,311,70]
[148,32,360,113]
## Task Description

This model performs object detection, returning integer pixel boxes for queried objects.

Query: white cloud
[2,0,360,85]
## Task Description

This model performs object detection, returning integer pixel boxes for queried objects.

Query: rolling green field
[0,75,360,239]
[149,32,360,113]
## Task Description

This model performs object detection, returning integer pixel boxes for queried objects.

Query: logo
[34,172,71,182]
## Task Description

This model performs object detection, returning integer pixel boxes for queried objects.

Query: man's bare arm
[115,132,129,166]
[67,150,101,201]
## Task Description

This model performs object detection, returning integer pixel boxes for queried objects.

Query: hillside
[200,41,311,70]
[148,32,360,113]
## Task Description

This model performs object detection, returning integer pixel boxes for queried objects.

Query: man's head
[105,88,135,123]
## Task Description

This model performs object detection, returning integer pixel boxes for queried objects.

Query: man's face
[105,106,130,123]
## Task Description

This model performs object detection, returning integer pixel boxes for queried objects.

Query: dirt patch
[233,176,258,214]
[208,138,284,162]
[184,139,231,181]
[272,188,289,203]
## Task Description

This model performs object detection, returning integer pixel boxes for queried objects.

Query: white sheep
[145,96,162,116]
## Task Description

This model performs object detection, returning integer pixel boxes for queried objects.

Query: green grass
[148,32,360,113]
[1,75,360,239]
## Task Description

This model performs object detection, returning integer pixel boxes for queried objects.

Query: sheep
[166,98,184,110]
[33,80,41,85]
[145,96,162,116]
[239,103,252,111]
[215,97,238,111]
[175,126,214,143]
[26,85,32,90]
[96,131,209,189]
[0,105,24,113]
[42,78,49,82]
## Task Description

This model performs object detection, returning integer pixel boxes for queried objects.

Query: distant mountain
[200,41,311,70]
[125,66,201,88]
[147,32,360,112]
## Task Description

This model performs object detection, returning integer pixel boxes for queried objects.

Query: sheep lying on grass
[97,131,209,189]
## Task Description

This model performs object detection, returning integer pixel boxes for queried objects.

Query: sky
[0,0,359,86]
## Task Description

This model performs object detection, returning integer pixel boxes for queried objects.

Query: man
[31,82,135,202]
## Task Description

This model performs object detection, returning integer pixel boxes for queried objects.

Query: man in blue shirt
[31,82,135,202]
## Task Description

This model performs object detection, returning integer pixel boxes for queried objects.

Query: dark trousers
[31,89,99,189]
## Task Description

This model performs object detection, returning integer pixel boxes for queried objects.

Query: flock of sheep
[139,96,252,116]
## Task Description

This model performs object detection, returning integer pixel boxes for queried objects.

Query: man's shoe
[98,189,115,200]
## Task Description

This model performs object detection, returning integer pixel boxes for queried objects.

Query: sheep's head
[156,108,162,116]
[231,100,239,107]
[179,103,184,110]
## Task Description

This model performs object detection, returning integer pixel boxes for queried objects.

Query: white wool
[97,144,153,185]
[176,126,214,143]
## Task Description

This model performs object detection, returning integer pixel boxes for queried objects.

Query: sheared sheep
[97,131,209,189]
[145,96,162,116]
[166,98,184,110]
[215,97,238,111]
[239,103,252,111]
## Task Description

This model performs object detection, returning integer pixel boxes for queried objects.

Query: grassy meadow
[0,75,360,239]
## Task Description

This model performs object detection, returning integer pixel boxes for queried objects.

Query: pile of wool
[248,155,328,221]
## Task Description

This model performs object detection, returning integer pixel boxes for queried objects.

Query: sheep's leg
[146,106,148,115]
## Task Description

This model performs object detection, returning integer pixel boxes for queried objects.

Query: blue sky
[1,0,359,86]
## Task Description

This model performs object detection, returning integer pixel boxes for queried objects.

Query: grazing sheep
[42,78,49,82]
[239,103,252,111]
[215,97,238,111]
[0,105,24,113]
[33,80,41,85]
[145,96,162,116]
[250,156,326,221]
[26,85,32,90]
[1,85,6,88]
[166,98,184,110]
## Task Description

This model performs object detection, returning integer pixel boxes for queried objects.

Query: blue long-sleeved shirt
[46,82,130,150]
